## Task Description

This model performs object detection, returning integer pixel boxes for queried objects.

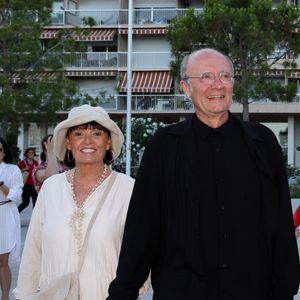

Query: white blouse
[0,162,23,262]
[13,171,135,300]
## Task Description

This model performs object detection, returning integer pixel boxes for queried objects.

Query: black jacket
[107,114,300,300]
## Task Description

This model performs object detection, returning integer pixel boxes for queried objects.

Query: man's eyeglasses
[184,71,234,85]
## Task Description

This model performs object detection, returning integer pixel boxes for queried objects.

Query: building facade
[19,0,300,168]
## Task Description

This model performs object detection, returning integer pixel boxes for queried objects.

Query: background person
[107,48,300,300]
[17,148,38,212]
[294,204,300,229]
[13,105,139,300]
[0,137,23,300]
[32,134,68,193]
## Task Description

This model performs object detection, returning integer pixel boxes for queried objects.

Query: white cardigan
[13,171,134,300]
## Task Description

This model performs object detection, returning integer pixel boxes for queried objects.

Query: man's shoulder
[154,118,191,139]
[233,116,276,140]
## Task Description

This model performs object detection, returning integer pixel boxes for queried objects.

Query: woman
[13,105,136,299]
[17,147,38,212]
[32,134,68,193]
[0,137,23,300]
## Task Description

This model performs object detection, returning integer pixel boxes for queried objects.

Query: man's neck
[195,111,229,129]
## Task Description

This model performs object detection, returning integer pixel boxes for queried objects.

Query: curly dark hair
[24,147,36,157]
[0,137,13,164]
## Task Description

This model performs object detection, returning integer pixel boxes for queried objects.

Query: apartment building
[20,0,300,165]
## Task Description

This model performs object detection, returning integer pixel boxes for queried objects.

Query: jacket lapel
[234,116,273,180]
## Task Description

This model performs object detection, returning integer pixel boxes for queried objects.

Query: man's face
[181,51,234,124]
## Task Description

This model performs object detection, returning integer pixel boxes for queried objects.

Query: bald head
[180,48,234,80]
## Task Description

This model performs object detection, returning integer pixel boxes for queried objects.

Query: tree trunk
[242,101,250,122]
[0,119,8,140]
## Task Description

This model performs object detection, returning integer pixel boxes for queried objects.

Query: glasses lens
[220,72,233,84]
[201,72,215,84]
[0,148,3,153]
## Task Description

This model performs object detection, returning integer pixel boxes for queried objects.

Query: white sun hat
[53,104,124,161]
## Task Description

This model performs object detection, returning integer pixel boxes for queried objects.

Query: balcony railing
[73,94,193,112]
[50,8,203,26]
[46,51,172,69]
[71,94,300,112]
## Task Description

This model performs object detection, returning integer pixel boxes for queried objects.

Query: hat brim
[53,111,124,162]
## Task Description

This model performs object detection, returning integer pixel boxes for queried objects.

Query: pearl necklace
[70,164,108,256]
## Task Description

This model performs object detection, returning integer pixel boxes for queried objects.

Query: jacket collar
[169,112,273,180]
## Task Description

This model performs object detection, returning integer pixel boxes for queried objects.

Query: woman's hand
[44,135,54,156]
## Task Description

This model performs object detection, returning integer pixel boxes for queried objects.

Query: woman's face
[26,149,35,159]
[0,143,4,163]
[66,125,111,166]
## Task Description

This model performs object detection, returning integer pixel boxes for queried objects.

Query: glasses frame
[184,71,234,85]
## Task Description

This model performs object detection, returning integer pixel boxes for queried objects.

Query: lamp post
[125,0,133,176]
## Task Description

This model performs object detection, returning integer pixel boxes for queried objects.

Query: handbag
[28,171,117,300]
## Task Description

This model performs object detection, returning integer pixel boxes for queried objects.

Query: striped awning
[118,28,167,35]
[9,70,117,83]
[41,29,116,41]
[10,72,59,83]
[119,71,173,93]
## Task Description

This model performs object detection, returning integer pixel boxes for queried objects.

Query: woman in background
[32,134,68,193]
[0,137,23,300]
[17,148,38,212]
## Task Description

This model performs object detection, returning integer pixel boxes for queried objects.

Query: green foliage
[115,117,166,176]
[167,0,300,120]
[167,8,205,79]
[82,16,97,26]
[0,0,83,141]
[254,80,297,102]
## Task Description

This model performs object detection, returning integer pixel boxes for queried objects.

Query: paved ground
[5,204,300,299]
[7,204,32,300]
[5,205,153,300]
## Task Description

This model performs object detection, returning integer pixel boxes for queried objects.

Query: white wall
[78,0,119,9]
[133,0,176,7]
[133,37,170,51]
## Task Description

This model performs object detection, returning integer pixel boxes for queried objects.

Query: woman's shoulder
[42,171,69,187]
[2,162,20,172]
[115,171,135,186]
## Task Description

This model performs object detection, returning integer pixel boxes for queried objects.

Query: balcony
[50,8,203,26]
[71,94,193,112]
[70,94,300,115]
[50,51,172,70]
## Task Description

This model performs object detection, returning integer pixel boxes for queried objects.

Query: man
[107,49,300,300]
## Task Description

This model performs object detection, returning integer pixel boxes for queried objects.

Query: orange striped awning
[118,28,167,35]
[41,29,116,41]
[119,71,173,93]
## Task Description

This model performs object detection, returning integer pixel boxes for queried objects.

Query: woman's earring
[67,150,73,163]
[104,149,114,164]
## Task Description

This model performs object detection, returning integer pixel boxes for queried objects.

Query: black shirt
[192,114,261,298]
